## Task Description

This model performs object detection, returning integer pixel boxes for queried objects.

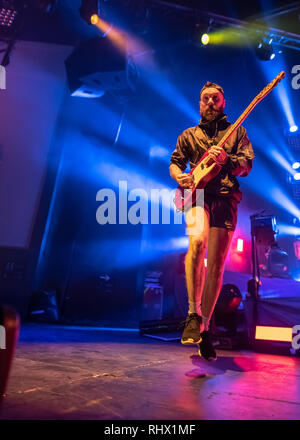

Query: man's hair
[200,81,224,97]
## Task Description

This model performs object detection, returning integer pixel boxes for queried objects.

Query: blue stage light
[290,125,298,133]
[277,224,300,236]
[258,59,297,137]
[140,67,199,123]
[270,149,295,174]
[255,41,275,61]
[244,156,300,219]
[294,173,300,181]
[292,271,300,282]
[292,162,300,170]
[149,145,170,159]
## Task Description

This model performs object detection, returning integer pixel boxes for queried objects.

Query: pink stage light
[237,238,243,252]
[294,240,300,260]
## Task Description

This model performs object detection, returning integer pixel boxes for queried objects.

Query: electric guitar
[174,71,285,213]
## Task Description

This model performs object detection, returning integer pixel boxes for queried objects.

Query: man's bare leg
[184,205,210,335]
[201,227,234,330]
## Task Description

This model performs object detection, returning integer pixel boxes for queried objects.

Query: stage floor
[1,323,300,420]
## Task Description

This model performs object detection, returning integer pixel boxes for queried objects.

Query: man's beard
[201,106,223,121]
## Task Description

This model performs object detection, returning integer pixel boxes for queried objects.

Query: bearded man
[169,82,254,360]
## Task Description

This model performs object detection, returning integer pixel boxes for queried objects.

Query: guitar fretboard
[216,71,285,149]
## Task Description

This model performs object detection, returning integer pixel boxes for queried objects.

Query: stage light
[290,125,298,133]
[0,7,18,27]
[255,41,275,61]
[292,162,300,170]
[213,284,242,338]
[0,1,25,53]
[201,33,209,45]
[291,270,300,282]
[294,173,300,180]
[237,238,243,252]
[255,326,292,342]
[216,284,242,315]
[79,0,100,25]
[90,13,98,25]
[267,244,289,278]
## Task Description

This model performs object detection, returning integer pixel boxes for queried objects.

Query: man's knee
[188,236,207,259]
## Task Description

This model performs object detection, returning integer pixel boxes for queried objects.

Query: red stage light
[237,238,243,252]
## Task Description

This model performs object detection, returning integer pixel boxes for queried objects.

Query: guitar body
[174,151,222,212]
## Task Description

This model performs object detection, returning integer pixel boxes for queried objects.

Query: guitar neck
[215,70,286,149]
[217,95,263,149]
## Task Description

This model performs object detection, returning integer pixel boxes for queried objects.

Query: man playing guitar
[169,81,255,360]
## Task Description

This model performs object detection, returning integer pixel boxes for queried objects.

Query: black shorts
[204,193,238,231]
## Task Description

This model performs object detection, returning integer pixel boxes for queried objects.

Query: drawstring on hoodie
[199,114,227,146]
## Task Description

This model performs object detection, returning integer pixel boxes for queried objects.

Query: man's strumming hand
[208,146,228,165]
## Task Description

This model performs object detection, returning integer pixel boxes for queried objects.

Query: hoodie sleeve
[170,132,189,171]
[226,127,255,177]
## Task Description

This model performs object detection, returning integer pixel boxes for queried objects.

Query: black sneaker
[198,331,217,361]
[181,313,202,345]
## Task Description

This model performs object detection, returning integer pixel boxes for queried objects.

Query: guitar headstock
[256,71,285,101]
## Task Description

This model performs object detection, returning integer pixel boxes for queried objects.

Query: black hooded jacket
[170,114,255,202]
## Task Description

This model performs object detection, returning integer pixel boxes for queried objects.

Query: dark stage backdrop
[0,40,72,317]
[0,40,72,248]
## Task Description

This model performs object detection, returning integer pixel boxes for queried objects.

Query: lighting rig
[0,1,57,67]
